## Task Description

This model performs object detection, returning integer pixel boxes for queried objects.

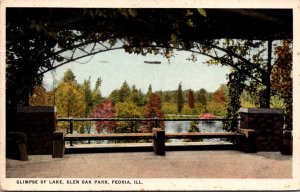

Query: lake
[165,121,225,143]
[82,120,226,144]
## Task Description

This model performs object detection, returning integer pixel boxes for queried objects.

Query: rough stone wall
[239,108,283,151]
[12,106,56,155]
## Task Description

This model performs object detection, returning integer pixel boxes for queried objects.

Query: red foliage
[199,113,216,119]
[212,90,226,104]
[144,93,165,132]
[188,89,195,108]
[91,99,116,133]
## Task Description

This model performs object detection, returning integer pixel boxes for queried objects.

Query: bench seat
[165,132,244,139]
[64,133,154,141]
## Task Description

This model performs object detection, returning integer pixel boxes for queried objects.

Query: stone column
[53,130,65,158]
[13,106,56,155]
[152,128,165,155]
[239,108,283,151]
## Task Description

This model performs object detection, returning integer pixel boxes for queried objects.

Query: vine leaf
[197,8,207,17]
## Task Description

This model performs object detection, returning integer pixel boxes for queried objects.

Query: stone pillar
[6,132,28,161]
[53,131,65,158]
[152,128,165,155]
[281,130,292,155]
[239,108,283,151]
[13,106,56,155]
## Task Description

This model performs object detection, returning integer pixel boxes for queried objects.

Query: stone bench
[6,132,28,161]
[53,128,165,157]
[53,128,256,158]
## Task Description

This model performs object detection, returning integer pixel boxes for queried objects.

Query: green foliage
[109,82,146,106]
[115,102,143,133]
[196,88,208,106]
[119,81,131,102]
[205,102,227,117]
[147,84,152,96]
[161,102,178,114]
[185,121,202,142]
[92,78,103,105]
[177,83,184,113]
[224,71,246,131]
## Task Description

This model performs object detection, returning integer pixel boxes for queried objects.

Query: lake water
[165,121,225,143]
[82,121,226,143]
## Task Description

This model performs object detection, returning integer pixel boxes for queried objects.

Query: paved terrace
[6,145,292,178]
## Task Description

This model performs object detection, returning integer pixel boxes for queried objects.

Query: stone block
[6,132,28,161]
[13,106,56,155]
[152,128,165,156]
[281,130,293,155]
[52,131,65,158]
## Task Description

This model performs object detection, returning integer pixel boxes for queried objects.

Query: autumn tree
[177,83,184,113]
[55,77,87,133]
[212,90,226,105]
[29,86,50,106]
[271,40,292,130]
[91,100,116,133]
[188,89,195,108]
[144,93,165,132]
[115,102,143,133]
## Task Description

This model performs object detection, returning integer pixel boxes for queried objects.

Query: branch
[38,46,125,76]
[204,42,267,75]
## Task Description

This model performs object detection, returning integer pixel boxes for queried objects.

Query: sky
[43,49,230,97]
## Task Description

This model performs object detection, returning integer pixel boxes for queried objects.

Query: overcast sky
[43,49,230,97]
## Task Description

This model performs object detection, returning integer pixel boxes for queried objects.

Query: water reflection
[165,121,225,143]
[84,120,226,144]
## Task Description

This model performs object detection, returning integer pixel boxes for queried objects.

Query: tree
[144,93,165,132]
[271,40,292,130]
[6,8,292,132]
[91,77,103,105]
[147,84,153,96]
[185,121,201,142]
[197,88,208,106]
[115,102,143,133]
[29,86,50,106]
[91,100,116,133]
[130,85,145,106]
[212,85,228,105]
[188,89,195,108]
[119,81,131,102]
[81,77,93,115]
[177,83,184,113]
[109,90,120,104]
[62,69,77,83]
[81,77,103,133]
[55,81,87,133]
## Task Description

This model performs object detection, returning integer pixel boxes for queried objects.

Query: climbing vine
[223,70,246,132]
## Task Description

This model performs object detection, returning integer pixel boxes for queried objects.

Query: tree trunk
[265,40,272,108]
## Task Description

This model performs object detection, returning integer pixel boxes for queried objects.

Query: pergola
[5,8,293,109]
